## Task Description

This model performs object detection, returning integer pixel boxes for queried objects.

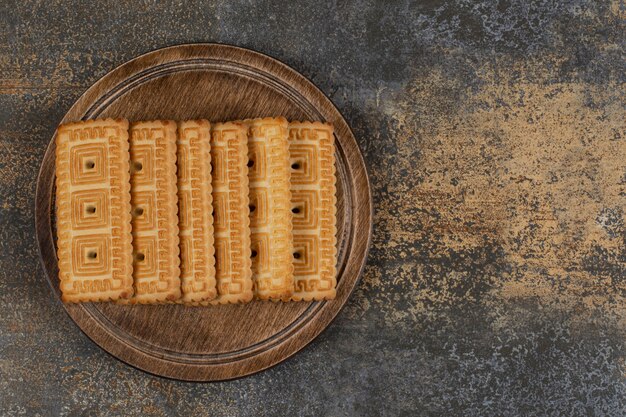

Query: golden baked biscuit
[205,122,253,304]
[55,119,133,302]
[288,122,337,301]
[177,120,217,303]
[124,120,181,303]
[244,117,293,300]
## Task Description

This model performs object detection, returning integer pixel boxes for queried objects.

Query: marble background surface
[1,0,624,415]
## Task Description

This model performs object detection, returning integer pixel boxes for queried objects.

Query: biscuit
[55,119,133,302]
[124,120,181,303]
[208,122,253,304]
[244,117,294,300]
[177,120,217,303]
[288,122,337,301]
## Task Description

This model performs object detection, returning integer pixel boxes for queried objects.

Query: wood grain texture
[35,43,372,381]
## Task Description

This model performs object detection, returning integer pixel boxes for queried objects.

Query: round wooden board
[35,44,372,381]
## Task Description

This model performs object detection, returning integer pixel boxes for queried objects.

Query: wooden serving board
[35,44,372,381]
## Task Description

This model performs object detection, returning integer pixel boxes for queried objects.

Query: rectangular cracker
[55,119,133,302]
[208,122,253,304]
[288,122,337,301]
[244,117,294,300]
[177,120,217,303]
[125,120,181,303]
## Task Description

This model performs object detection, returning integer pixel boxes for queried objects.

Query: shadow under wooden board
[35,43,372,381]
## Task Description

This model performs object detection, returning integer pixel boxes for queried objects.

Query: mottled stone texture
[1,0,624,415]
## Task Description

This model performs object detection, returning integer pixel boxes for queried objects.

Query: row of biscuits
[55,117,337,304]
